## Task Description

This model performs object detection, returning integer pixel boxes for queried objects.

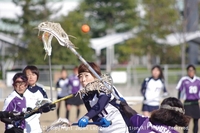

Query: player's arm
[161,79,169,97]
[176,77,184,99]
[55,79,60,91]
[141,78,148,98]
[1,118,12,124]
[0,111,14,118]
[119,98,137,119]
[1,99,22,124]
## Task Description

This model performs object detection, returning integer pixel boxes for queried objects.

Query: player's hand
[49,103,56,111]
[78,116,89,127]
[99,118,111,127]
[11,120,21,127]
[38,103,56,113]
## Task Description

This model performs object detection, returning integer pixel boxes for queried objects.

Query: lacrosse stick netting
[37,22,119,100]
[77,73,114,97]
[42,32,53,59]
[45,117,108,133]
[45,118,71,133]
[41,32,54,100]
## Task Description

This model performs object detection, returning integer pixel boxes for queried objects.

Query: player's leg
[65,100,71,120]
[193,118,198,133]
[76,105,80,120]
[56,96,62,118]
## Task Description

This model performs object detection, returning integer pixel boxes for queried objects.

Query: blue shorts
[142,104,159,112]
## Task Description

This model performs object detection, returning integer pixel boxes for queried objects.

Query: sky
[0,0,81,19]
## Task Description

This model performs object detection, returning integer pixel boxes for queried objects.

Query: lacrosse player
[55,67,71,119]
[2,73,28,133]
[120,97,191,133]
[141,65,168,117]
[23,65,55,133]
[176,64,200,133]
[77,62,129,133]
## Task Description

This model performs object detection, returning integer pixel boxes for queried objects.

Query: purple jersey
[3,91,26,129]
[176,76,200,100]
[130,114,178,133]
[69,74,81,94]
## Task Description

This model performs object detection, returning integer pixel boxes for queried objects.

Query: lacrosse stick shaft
[72,121,112,126]
[24,94,73,119]
[51,94,73,104]
[48,56,53,100]
[68,46,119,100]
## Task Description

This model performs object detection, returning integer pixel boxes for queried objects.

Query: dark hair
[73,66,78,71]
[151,65,164,79]
[61,66,67,72]
[23,65,39,80]
[186,64,196,71]
[150,97,191,127]
[78,62,101,77]
[12,72,28,86]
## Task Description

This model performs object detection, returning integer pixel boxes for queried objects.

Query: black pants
[5,127,23,133]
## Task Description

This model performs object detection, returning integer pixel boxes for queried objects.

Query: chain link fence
[2,64,196,99]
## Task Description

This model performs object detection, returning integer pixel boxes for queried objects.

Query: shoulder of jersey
[4,91,17,103]
[195,76,200,80]
[36,84,47,92]
[160,78,165,82]
[180,76,189,81]
[145,77,151,81]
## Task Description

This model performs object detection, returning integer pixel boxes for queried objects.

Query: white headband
[160,105,185,114]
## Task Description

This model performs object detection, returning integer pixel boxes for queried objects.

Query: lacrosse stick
[37,22,120,100]
[42,32,54,100]
[24,94,73,119]
[45,118,112,133]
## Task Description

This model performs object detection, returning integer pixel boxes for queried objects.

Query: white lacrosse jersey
[141,77,167,106]
[23,85,48,133]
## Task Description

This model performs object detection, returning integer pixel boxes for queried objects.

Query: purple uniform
[176,76,200,100]
[130,114,178,133]
[68,74,81,94]
[2,91,26,129]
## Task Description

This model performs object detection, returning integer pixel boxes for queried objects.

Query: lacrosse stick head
[37,21,75,48]
[45,118,71,133]
[35,98,52,108]
[77,73,114,96]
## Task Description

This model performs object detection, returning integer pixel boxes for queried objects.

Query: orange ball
[81,24,90,33]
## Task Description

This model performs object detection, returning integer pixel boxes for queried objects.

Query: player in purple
[176,64,200,133]
[69,66,82,94]
[2,73,28,133]
[67,66,83,121]
[120,97,191,133]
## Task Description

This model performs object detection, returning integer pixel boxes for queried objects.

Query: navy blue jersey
[81,87,129,133]
[56,78,71,97]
